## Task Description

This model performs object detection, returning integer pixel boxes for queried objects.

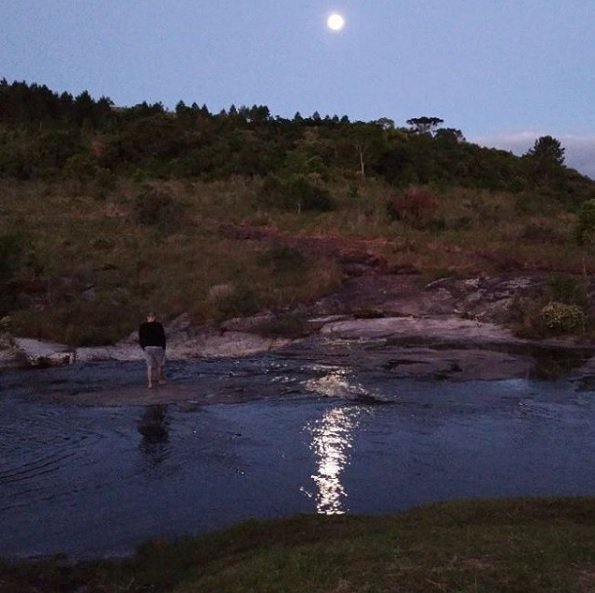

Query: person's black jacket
[139,321,166,350]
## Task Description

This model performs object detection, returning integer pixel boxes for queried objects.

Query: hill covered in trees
[1,79,595,345]
[2,78,594,193]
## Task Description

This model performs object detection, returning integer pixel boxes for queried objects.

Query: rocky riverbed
[2,273,595,401]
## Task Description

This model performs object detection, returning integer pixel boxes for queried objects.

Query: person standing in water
[138,312,166,388]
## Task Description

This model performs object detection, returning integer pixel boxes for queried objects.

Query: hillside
[1,80,595,346]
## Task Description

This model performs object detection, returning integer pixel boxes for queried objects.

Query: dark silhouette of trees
[0,79,112,127]
[524,135,566,180]
[344,122,386,177]
[406,116,444,135]
[1,79,594,206]
[526,135,565,166]
[435,128,465,145]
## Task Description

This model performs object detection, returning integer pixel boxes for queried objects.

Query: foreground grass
[3,498,595,592]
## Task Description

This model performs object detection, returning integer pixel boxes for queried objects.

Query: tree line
[1,79,593,206]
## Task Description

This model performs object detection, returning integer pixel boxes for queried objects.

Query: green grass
[4,498,595,592]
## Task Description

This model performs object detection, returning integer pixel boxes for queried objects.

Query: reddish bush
[386,187,439,227]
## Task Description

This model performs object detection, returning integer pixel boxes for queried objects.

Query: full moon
[327,13,345,31]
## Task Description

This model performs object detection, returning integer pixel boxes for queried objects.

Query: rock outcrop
[1,273,593,378]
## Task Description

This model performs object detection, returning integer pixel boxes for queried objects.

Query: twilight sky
[2,1,595,177]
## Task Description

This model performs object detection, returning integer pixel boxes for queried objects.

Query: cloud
[472,131,595,180]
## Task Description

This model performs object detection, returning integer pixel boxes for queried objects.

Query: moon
[327,13,345,31]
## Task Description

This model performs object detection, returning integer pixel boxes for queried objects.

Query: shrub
[133,187,183,231]
[386,186,439,227]
[254,312,310,339]
[0,232,27,283]
[259,175,335,213]
[575,199,595,247]
[256,245,308,274]
[214,284,260,320]
[425,217,447,233]
[10,298,137,346]
[451,216,473,231]
[521,221,566,243]
[539,301,586,335]
[93,167,117,193]
[548,275,588,307]
[514,191,543,215]
[90,237,113,250]
[289,176,334,212]
[63,153,97,181]
[33,129,82,175]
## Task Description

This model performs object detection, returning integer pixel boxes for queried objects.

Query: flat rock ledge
[319,316,522,344]
[3,271,593,372]
[4,314,595,408]
[1,314,592,370]
[0,330,291,369]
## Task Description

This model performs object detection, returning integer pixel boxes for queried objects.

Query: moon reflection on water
[3,356,595,559]
[307,406,361,514]
[303,367,364,514]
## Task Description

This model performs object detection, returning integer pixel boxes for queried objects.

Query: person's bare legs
[147,366,154,388]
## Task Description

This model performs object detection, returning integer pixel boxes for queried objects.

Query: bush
[521,221,566,243]
[539,301,586,335]
[133,187,183,231]
[10,298,137,346]
[63,153,97,181]
[575,199,595,247]
[0,232,27,284]
[289,176,334,212]
[548,275,588,307]
[214,284,260,320]
[386,186,439,227]
[90,237,113,250]
[425,217,447,233]
[92,167,117,193]
[33,129,82,175]
[451,216,473,231]
[254,312,310,339]
[259,175,335,213]
[256,245,308,274]
[514,191,544,215]
[0,231,41,313]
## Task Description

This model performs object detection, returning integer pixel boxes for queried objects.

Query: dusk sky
[2,1,595,177]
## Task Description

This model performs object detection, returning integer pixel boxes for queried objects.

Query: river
[1,350,595,559]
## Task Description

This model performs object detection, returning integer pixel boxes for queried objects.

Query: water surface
[1,355,595,559]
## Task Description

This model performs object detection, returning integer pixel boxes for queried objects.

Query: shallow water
[1,355,595,559]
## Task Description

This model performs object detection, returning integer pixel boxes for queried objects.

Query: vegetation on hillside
[1,79,595,344]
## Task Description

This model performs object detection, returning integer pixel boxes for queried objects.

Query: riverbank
[2,497,595,593]
[2,272,595,405]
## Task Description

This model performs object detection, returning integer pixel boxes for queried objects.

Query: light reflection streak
[304,366,368,399]
[307,407,361,514]
[303,367,364,515]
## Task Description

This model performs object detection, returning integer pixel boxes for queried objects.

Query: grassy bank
[3,497,595,592]
[2,176,594,346]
